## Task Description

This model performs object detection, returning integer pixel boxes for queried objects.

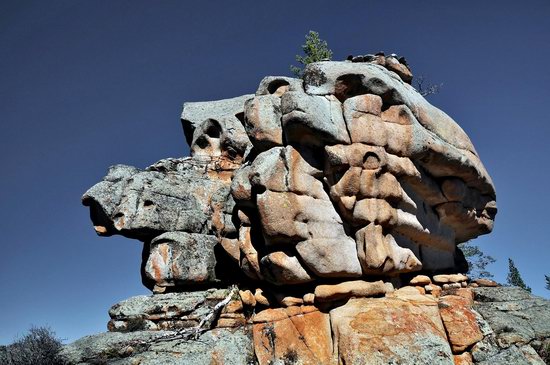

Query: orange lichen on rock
[439,294,483,353]
[252,306,332,365]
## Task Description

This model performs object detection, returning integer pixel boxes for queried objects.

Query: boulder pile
[66,60,550,364]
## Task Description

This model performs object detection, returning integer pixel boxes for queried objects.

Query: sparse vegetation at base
[0,326,65,365]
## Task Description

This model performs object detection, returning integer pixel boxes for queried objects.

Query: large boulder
[83,60,497,288]
[82,160,230,241]
[330,289,454,365]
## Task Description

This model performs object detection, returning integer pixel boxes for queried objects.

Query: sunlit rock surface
[67,60,549,365]
[83,61,496,289]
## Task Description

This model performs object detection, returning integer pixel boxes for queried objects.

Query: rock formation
[66,59,550,364]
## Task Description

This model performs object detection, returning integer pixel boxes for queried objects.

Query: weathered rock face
[330,289,454,364]
[61,286,550,364]
[74,59,519,364]
[83,60,497,291]
[61,328,256,365]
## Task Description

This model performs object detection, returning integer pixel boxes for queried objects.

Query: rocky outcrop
[61,328,255,365]
[83,60,497,292]
[471,287,550,364]
[69,59,524,364]
[61,285,550,364]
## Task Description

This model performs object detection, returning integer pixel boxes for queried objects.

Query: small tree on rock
[290,31,332,78]
[506,258,531,292]
[414,75,443,97]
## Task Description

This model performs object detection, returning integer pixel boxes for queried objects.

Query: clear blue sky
[1,0,549,344]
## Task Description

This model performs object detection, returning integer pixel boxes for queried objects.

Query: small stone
[220,238,240,263]
[461,281,468,287]
[431,285,442,298]
[222,299,243,314]
[244,95,284,151]
[443,282,462,290]
[344,94,383,116]
[453,352,474,365]
[107,320,128,332]
[278,295,304,307]
[469,282,479,288]
[410,275,431,286]
[388,286,437,304]
[450,288,474,305]
[314,280,393,302]
[119,346,134,357]
[254,288,270,306]
[425,284,442,297]
[93,225,108,234]
[474,278,498,287]
[217,313,246,328]
[153,285,166,294]
[145,232,219,287]
[433,274,469,284]
[239,290,256,307]
[237,209,251,225]
[260,250,314,285]
[303,293,315,304]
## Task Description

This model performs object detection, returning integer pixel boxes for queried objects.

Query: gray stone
[473,287,550,348]
[180,94,253,145]
[474,286,535,302]
[477,345,545,365]
[229,164,253,203]
[244,94,283,152]
[471,335,500,362]
[281,90,350,146]
[260,251,314,285]
[60,328,254,365]
[190,110,251,163]
[144,232,218,288]
[108,289,231,331]
[255,76,303,96]
[248,146,326,199]
[82,158,229,241]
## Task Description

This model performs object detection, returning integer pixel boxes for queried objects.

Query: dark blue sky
[1,0,549,344]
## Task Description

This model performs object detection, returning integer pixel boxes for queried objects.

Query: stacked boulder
[67,60,550,364]
[83,60,496,292]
